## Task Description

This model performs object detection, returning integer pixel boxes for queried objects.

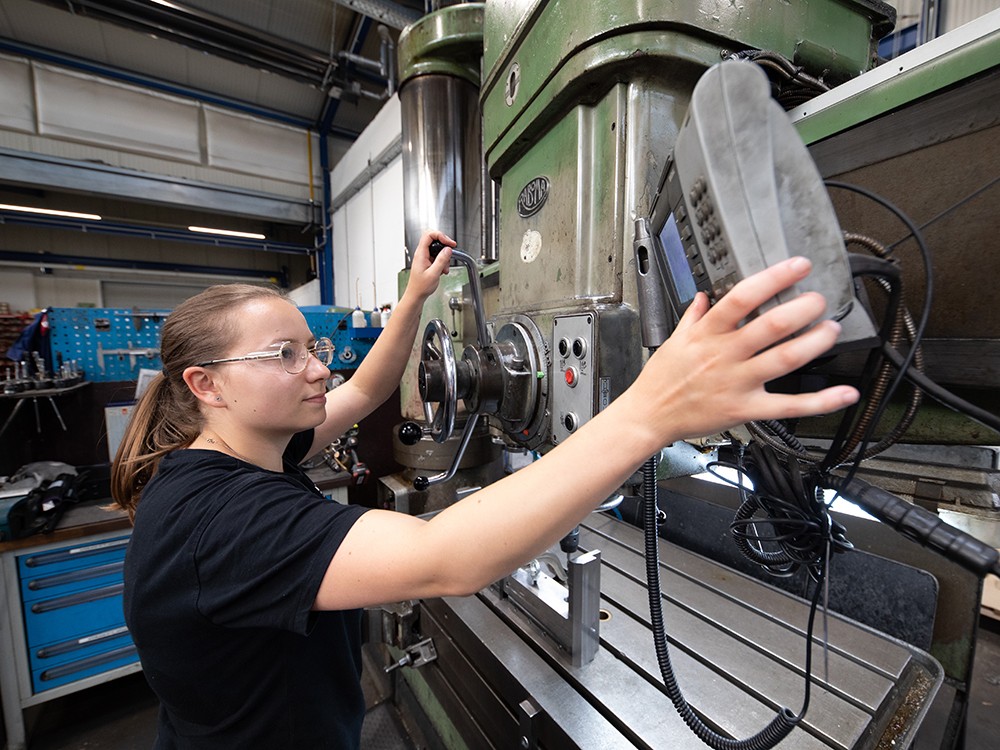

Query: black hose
[642,456,801,749]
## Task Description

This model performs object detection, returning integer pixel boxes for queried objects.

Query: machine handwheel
[419,318,458,443]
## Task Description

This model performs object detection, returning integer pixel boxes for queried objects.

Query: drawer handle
[28,562,124,590]
[36,625,131,659]
[24,538,129,567]
[39,645,137,682]
[30,583,124,613]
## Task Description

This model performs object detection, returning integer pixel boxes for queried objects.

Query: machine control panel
[552,314,599,444]
[651,60,876,349]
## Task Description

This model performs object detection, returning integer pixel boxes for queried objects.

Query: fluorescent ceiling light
[0,203,102,221]
[188,226,266,240]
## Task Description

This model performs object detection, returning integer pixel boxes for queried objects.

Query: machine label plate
[517,176,550,218]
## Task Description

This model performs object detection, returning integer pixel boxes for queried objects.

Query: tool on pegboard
[96,342,161,374]
[47,308,168,382]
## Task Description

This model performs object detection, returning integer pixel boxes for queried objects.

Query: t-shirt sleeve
[193,474,367,634]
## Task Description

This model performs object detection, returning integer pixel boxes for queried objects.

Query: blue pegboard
[299,306,382,370]
[47,306,380,383]
[47,309,168,382]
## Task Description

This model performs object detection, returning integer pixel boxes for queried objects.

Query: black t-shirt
[123,430,370,749]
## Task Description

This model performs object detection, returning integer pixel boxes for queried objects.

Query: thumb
[673,292,710,335]
[430,245,453,274]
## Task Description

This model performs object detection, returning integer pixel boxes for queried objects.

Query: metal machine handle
[429,240,489,349]
[404,241,491,490]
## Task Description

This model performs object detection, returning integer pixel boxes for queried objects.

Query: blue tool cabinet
[1,529,140,750]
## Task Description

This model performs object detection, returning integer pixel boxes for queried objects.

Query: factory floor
[10,616,1000,750]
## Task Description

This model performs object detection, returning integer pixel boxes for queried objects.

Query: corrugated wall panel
[34,65,202,163]
[888,0,1000,34]
[945,0,1000,31]
[891,0,924,29]
[0,55,34,133]
[204,106,312,185]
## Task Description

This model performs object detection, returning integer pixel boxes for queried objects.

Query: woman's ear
[183,366,225,407]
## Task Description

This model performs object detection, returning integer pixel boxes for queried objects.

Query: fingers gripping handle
[428,239,446,260]
[428,240,489,349]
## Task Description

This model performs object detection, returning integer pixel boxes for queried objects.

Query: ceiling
[0,0,443,143]
[0,1,459,287]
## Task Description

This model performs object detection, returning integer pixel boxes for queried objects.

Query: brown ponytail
[110,283,290,520]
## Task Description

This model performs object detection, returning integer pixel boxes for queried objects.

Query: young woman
[112,230,859,749]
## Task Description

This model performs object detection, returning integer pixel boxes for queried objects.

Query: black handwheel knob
[398,421,423,446]
[429,239,445,258]
[560,526,580,554]
[413,476,430,492]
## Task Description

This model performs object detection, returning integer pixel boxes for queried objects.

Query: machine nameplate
[517,176,549,218]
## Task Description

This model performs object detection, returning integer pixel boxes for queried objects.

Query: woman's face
[209,296,331,436]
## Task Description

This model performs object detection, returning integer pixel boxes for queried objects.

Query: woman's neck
[198,429,284,472]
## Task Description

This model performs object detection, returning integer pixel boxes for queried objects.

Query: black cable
[830,475,1000,579]
[822,181,934,493]
[886,174,1000,254]
[642,456,802,750]
[881,343,1000,434]
[820,254,905,471]
[726,446,853,582]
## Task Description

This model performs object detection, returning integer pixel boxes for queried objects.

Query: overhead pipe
[379,24,398,98]
[316,17,377,304]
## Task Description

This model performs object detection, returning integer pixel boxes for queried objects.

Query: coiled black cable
[642,456,803,750]
[725,444,853,581]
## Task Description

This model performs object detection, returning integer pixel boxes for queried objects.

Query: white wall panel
[887,0,1000,34]
[329,96,405,312]
[0,55,34,133]
[330,95,400,193]
[344,186,377,313]
[946,1,1000,31]
[371,157,406,309]
[0,58,316,199]
[101,280,207,309]
[288,278,321,306]
[31,275,100,309]
[0,269,38,312]
[34,65,202,162]
[332,205,351,308]
[205,107,312,184]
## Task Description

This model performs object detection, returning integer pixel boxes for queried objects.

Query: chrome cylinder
[399,74,483,261]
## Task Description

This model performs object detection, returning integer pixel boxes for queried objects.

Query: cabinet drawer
[22,585,126,647]
[18,536,129,578]
[32,643,139,694]
[20,560,125,603]
[29,624,132,672]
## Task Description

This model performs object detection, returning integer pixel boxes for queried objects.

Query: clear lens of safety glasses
[279,338,335,374]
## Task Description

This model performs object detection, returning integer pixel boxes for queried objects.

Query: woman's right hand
[405,230,455,303]
[619,256,860,453]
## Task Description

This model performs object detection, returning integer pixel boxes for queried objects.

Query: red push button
[564,367,578,387]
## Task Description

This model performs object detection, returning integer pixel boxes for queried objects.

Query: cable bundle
[641,176,1000,749]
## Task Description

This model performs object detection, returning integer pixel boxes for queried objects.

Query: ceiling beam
[333,0,423,31]
[0,148,321,226]
[33,0,335,86]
